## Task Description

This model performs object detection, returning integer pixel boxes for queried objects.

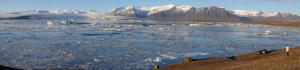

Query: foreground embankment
[158,46,300,70]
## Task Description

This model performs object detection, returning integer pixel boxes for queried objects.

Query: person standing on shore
[285,45,290,56]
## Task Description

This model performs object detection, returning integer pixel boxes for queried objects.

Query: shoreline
[155,19,300,28]
[2,19,300,28]
[158,46,300,70]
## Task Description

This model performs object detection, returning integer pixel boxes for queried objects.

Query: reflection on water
[1,20,300,70]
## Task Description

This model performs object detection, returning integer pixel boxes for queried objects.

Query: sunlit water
[1,19,300,70]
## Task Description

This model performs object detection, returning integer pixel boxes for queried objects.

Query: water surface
[1,20,300,70]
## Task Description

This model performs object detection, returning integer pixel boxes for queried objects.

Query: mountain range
[108,4,300,22]
[1,4,300,22]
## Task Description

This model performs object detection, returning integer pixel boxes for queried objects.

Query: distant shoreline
[158,46,300,70]
[1,18,300,28]
[171,20,300,28]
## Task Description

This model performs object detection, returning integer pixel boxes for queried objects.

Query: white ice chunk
[264,30,271,35]
[47,21,53,25]
[178,52,209,57]
[160,54,178,59]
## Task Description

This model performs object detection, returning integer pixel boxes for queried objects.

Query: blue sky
[0,0,299,15]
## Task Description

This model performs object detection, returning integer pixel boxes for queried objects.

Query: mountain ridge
[108,4,300,22]
[1,4,300,22]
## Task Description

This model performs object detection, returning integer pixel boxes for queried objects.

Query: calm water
[1,20,300,70]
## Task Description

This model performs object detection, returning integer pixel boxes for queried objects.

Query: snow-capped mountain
[1,4,300,22]
[108,5,240,21]
[108,6,148,18]
[147,6,240,21]
[0,10,102,19]
[108,4,194,18]
[232,10,300,21]
[107,4,300,22]
[146,4,192,15]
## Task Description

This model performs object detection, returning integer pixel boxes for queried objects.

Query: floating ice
[102,28,123,31]
[60,20,67,24]
[94,58,100,62]
[47,21,53,25]
[160,54,178,59]
[284,32,288,34]
[1,20,300,70]
[178,52,210,57]
[159,52,209,59]
[189,24,201,27]
[264,30,271,34]
[153,57,162,63]
[144,57,162,63]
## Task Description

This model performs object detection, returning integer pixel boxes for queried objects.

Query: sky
[0,0,299,15]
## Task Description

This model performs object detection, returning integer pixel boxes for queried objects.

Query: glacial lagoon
[1,20,300,70]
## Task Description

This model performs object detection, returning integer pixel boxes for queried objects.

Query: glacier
[232,10,280,17]
[0,10,102,19]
